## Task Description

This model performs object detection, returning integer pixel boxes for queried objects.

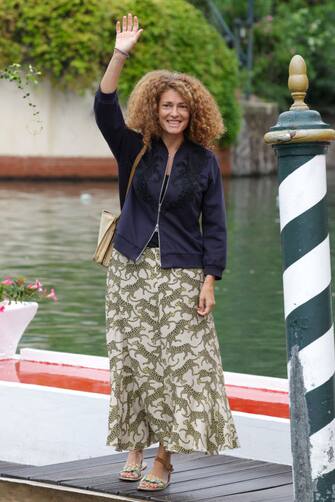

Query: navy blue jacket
[94,88,227,280]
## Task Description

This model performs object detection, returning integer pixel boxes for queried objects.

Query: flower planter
[0,301,38,358]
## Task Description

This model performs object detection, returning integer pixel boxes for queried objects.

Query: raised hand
[115,13,143,54]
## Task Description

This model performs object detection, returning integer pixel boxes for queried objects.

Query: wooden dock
[0,448,293,501]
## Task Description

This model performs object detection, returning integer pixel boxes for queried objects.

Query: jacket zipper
[135,163,170,263]
[157,172,171,266]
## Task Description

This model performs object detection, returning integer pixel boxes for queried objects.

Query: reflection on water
[1,172,334,378]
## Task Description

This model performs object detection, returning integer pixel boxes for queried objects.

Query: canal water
[1,171,334,378]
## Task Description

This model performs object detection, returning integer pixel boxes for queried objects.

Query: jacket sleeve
[93,87,143,207]
[201,153,227,281]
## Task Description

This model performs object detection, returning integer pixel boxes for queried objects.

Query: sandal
[137,455,174,491]
[119,454,147,482]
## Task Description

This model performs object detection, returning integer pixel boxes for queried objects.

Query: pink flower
[47,288,58,302]
[1,279,14,285]
[0,306,5,313]
[28,279,43,290]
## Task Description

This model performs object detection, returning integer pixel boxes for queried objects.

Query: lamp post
[264,55,335,501]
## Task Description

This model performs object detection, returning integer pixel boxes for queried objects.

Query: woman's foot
[119,449,147,481]
[137,444,173,490]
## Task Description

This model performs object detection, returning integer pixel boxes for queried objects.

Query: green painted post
[264,55,335,501]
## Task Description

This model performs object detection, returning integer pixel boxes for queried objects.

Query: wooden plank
[0,451,153,478]
[59,460,264,486]
[1,451,242,483]
[162,474,293,501]
[84,469,291,501]
[41,456,255,483]
[160,454,265,473]
[0,463,36,475]
[0,461,26,468]
[0,457,120,478]
[98,463,291,492]
[207,482,293,501]
[0,448,212,480]
[0,451,155,479]
[169,460,287,481]
[0,451,293,502]
[64,459,268,490]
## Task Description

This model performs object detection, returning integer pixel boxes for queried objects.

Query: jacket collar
[153,135,193,158]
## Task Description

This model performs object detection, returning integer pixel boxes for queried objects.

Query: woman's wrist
[204,274,215,285]
[114,47,130,58]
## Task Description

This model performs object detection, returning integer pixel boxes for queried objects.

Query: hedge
[0,0,241,145]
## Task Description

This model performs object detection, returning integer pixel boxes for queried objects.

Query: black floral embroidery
[132,140,207,212]
[132,148,163,206]
[162,148,205,212]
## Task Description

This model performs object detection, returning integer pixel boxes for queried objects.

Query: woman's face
[158,89,190,136]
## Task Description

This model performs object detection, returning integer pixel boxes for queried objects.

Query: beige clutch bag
[92,144,147,267]
[93,210,120,267]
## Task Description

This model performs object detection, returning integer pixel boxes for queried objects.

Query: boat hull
[0,348,292,466]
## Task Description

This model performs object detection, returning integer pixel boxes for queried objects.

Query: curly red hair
[126,70,225,149]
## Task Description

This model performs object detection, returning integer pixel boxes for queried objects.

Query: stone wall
[232,98,278,176]
[231,99,335,176]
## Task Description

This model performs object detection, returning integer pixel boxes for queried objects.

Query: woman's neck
[161,132,184,154]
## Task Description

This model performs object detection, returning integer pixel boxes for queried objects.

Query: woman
[94,12,239,492]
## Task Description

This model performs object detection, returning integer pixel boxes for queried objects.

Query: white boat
[0,347,292,467]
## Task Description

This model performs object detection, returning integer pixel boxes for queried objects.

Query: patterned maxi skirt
[105,246,239,455]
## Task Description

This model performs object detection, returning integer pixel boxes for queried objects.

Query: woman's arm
[94,12,144,152]
[100,13,143,93]
[94,14,144,207]
[197,154,227,316]
[201,154,227,281]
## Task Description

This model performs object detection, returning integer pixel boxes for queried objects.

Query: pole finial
[288,55,309,110]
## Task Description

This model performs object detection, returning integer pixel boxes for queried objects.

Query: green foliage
[189,0,272,32]
[253,3,335,109]
[0,0,240,145]
[0,63,43,131]
[0,0,113,92]
[188,0,335,110]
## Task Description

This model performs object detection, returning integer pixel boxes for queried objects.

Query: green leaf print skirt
[105,246,240,455]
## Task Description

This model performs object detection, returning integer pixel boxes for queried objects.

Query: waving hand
[99,13,143,94]
[115,13,143,54]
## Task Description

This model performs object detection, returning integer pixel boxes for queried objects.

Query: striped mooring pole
[264,55,335,501]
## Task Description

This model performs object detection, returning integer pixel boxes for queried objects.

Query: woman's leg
[106,248,156,452]
[138,443,172,488]
[120,448,144,479]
